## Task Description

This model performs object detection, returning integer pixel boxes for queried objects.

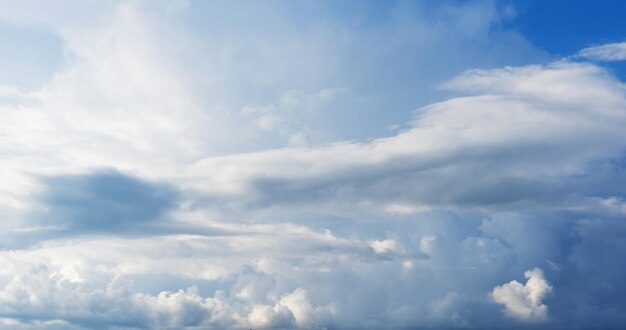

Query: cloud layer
[0,1,626,329]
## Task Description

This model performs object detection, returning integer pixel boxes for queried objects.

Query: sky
[0,0,626,329]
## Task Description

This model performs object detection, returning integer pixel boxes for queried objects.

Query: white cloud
[0,264,233,329]
[0,56,623,329]
[492,268,552,322]
[246,304,294,328]
[370,239,404,255]
[385,203,430,215]
[0,1,553,216]
[578,42,626,61]
[186,61,626,213]
[1,2,626,329]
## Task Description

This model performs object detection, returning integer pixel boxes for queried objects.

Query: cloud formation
[492,268,552,321]
[578,41,626,61]
[0,1,625,329]
[187,61,626,213]
[36,170,178,231]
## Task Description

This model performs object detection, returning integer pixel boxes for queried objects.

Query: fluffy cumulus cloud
[1,0,626,329]
[492,268,552,322]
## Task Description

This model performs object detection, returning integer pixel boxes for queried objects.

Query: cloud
[0,0,547,179]
[35,170,178,231]
[0,170,181,248]
[0,58,624,328]
[0,0,548,217]
[492,268,552,322]
[578,41,626,61]
[187,61,626,213]
[0,1,626,329]
[0,208,624,328]
[0,264,226,329]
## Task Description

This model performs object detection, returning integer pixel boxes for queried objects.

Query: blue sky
[0,1,626,329]
[511,0,626,54]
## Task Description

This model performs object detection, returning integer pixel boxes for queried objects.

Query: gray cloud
[0,170,238,249]
[36,170,178,231]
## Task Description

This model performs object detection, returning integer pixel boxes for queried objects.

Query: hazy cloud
[35,170,178,231]
[578,41,626,61]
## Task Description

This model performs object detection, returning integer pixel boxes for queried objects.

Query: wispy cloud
[578,41,626,61]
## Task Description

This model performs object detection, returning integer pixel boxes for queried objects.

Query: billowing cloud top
[0,1,626,329]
